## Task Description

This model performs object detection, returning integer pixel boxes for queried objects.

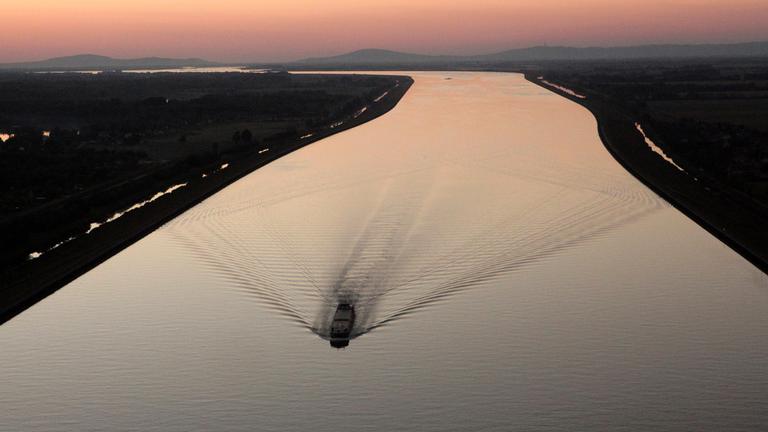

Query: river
[1,72,766,431]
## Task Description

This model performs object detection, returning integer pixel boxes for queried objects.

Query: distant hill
[5,42,768,70]
[298,49,453,65]
[297,42,768,66]
[0,54,219,70]
[475,41,768,62]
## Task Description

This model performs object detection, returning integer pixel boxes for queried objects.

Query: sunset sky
[2,0,768,62]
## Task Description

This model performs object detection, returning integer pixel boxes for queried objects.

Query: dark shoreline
[0,75,414,325]
[524,73,768,274]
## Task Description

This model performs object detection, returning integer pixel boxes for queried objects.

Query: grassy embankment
[524,63,768,273]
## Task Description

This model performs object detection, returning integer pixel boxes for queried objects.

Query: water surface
[1,72,766,432]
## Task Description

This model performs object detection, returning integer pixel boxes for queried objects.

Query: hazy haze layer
[2,0,768,62]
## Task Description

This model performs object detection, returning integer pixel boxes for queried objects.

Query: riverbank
[525,73,768,274]
[0,72,401,265]
[0,75,414,325]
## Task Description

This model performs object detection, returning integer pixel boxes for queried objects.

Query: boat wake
[164,150,667,348]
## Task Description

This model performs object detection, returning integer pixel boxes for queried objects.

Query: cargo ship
[329,303,355,348]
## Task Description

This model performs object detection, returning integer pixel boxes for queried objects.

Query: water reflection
[636,123,687,172]
[33,66,265,74]
[4,73,766,432]
[28,183,188,260]
[539,78,587,99]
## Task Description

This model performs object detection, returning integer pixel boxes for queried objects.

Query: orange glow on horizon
[1,0,767,62]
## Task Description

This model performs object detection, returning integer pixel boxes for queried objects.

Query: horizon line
[3,38,768,65]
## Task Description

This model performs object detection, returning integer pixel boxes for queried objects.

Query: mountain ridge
[4,41,768,70]
[0,54,219,70]
[298,49,451,64]
[297,41,768,65]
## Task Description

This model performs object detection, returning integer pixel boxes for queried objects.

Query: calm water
[2,72,766,431]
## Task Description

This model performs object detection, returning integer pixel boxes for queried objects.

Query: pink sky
[2,0,768,62]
